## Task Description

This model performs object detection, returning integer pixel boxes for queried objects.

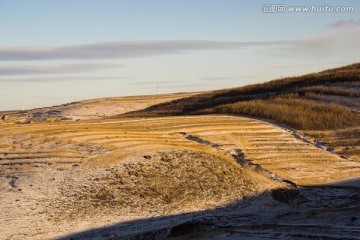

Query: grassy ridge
[125,63,360,130]
[298,86,360,98]
[198,94,359,130]
[124,63,360,130]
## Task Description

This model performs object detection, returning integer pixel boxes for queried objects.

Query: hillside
[126,63,360,123]
[124,63,360,160]
[1,64,360,239]
[0,92,199,124]
[2,115,360,239]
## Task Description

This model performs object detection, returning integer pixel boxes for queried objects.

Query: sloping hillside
[2,116,360,239]
[0,92,199,124]
[124,63,360,160]
[125,63,360,124]
[1,64,360,239]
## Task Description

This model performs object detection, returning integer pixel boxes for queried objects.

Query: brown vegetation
[124,63,360,131]
[307,127,360,160]
[298,86,360,98]
[56,150,261,220]
[198,94,360,130]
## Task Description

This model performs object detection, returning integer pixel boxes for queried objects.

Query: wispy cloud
[0,40,283,61]
[289,19,360,54]
[0,63,122,75]
[0,76,130,82]
[129,80,179,85]
[272,64,309,69]
[0,20,358,62]
[199,76,257,81]
[330,19,360,28]
[199,77,235,81]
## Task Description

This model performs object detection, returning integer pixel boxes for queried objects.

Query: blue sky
[0,0,359,110]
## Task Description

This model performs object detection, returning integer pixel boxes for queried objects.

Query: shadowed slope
[58,181,360,240]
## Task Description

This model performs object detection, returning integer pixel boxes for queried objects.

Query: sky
[0,0,359,111]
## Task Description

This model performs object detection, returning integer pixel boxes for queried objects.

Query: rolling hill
[124,63,360,160]
[125,63,360,127]
[1,63,360,239]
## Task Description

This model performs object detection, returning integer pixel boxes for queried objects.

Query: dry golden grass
[1,115,359,186]
[299,86,360,98]
[305,127,360,161]
[203,94,360,130]
[1,63,360,240]
[125,63,360,118]
[2,115,360,239]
